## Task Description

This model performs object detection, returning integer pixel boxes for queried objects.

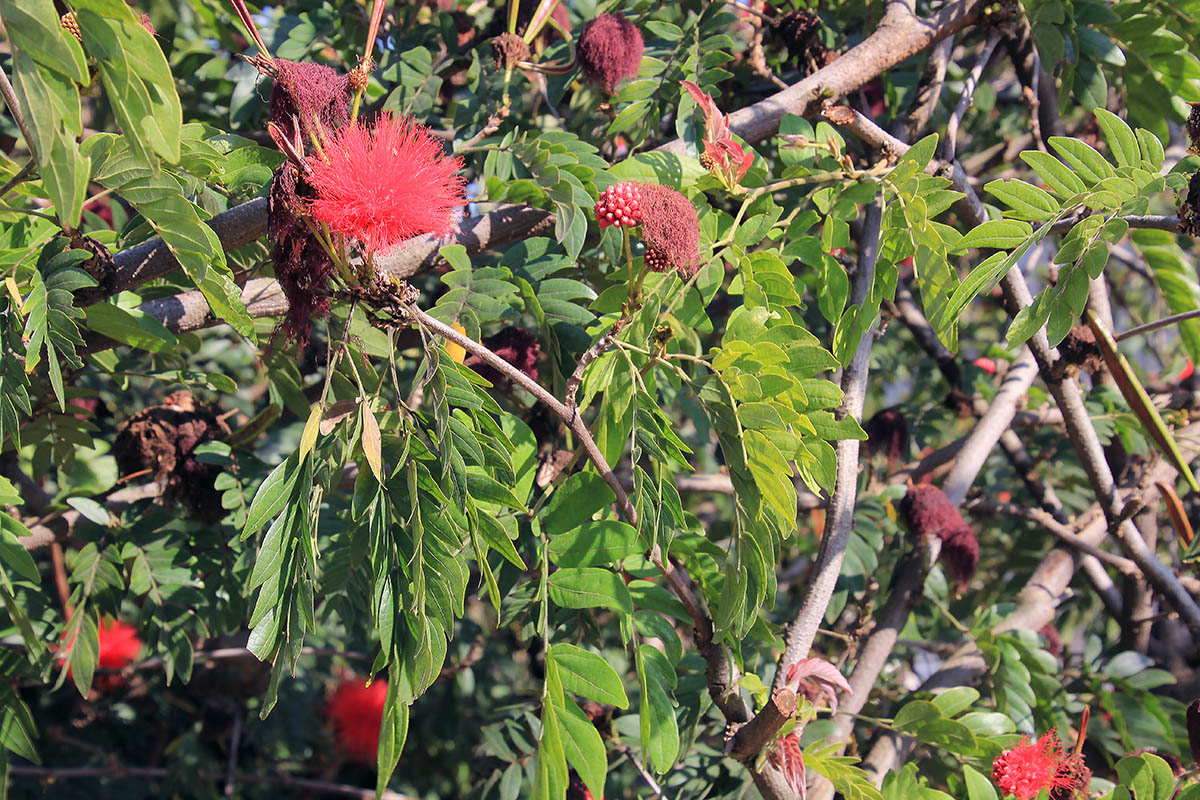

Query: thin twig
[0,62,38,162]
[1115,308,1200,343]
[0,160,38,200]
[943,31,1001,163]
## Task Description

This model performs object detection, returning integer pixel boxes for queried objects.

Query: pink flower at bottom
[306,112,465,256]
[992,730,1087,799]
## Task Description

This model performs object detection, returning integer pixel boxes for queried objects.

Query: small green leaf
[548,520,641,567]
[243,453,301,538]
[963,765,998,800]
[548,568,634,614]
[1020,150,1088,198]
[550,643,630,708]
[952,220,1033,252]
[541,472,616,536]
[1049,136,1115,185]
[1094,108,1139,168]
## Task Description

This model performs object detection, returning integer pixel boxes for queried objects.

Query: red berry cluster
[594,182,642,228]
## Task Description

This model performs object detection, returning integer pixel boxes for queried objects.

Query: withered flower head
[863,407,909,465]
[112,391,230,521]
[899,484,979,590]
[269,60,351,145]
[465,327,541,392]
[640,183,701,278]
[578,13,644,94]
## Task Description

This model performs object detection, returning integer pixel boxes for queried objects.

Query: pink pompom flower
[306,112,465,257]
[992,729,1088,799]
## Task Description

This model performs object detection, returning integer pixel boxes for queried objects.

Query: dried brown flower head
[578,13,644,94]
[899,484,979,590]
[113,391,230,521]
[640,183,701,277]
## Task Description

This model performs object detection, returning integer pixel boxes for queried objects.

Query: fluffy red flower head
[578,13,644,93]
[97,619,143,669]
[640,183,701,277]
[324,676,387,765]
[306,112,465,256]
[992,730,1087,800]
[64,619,143,692]
[595,182,643,228]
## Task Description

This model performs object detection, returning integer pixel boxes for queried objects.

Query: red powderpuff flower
[306,112,465,256]
[595,182,643,228]
[578,13,644,93]
[640,183,701,277]
[65,619,143,692]
[325,676,387,765]
[992,730,1087,800]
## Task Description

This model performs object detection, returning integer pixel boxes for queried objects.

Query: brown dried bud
[1038,622,1063,658]
[348,64,371,93]
[61,12,82,43]
[699,151,716,172]
[493,32,530,70]
[644,247,671,273]
[899,484,979,590]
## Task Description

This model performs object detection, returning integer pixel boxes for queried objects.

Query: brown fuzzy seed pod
[577,13,644,94]
[465,327,541,392]
[269,60,351,146]
[899,484,979,590]
[493,32,530,70]
[61,12,83,43]
[699,152,717,172]
[113,391,231,522]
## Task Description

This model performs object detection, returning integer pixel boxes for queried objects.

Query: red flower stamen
[992,729,1088,800]
[306,112,465,256]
